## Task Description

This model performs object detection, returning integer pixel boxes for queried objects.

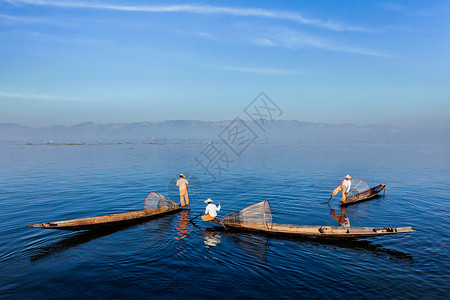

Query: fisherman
[201,198,221,221]
[330,174,352,203]
[176,173,189,207]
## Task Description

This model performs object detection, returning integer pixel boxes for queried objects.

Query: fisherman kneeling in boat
[201,198,221,221]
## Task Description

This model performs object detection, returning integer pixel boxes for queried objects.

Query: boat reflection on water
[200,227,270,261]
[202,229,221,249]
[227,232,270,263]
[29,213,181,262]
[311,238,413,262]
[29,227,123,263]
[330,206,350,227]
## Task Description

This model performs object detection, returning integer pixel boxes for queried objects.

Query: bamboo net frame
[220,200,273,230]
[346,178,370,201]
[144,192,178,210]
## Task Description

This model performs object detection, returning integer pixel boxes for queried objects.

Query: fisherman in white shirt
[176,173,189,207]
[330,174,352,203]
[201,198,221,221]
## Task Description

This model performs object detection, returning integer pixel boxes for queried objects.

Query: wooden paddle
[188,212,204,223]
[322,195,333,204]
[322,180,343,204]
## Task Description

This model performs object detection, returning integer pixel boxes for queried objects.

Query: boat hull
[342,184,387,206]
[213,222,414,239]
[28,206,185,231]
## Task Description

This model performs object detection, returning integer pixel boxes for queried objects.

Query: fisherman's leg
[179,191,186,207]
[185,192,190,206]
[201,214,214,221]
[332,185,344,197]
[341,191,347,202]
[331,187,338,196]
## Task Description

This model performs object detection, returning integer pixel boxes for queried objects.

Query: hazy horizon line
[0,119,430,129]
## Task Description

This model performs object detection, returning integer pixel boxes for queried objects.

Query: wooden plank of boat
[213,222,414,239]
[341,184,387,206]
[27,206,184,231]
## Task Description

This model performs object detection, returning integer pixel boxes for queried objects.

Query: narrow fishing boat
[28,192,184,231]
[209,200,414,239]
[342,182,387,206]
[340,178,387,206]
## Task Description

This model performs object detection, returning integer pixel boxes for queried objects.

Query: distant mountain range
[0,120,447,143]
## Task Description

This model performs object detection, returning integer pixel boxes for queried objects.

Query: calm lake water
[0,141,449,299]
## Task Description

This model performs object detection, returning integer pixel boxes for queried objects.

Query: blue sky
[0,0,449,127]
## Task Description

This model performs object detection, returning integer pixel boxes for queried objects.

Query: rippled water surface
[0,141,449,299]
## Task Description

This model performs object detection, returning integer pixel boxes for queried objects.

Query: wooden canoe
[205,200,414,239]
[210,221,414,239]
[342,184,387,206]
[27,206,185,231]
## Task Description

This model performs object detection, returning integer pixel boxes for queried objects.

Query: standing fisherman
[330,174,352,203]
[176,173,190,207]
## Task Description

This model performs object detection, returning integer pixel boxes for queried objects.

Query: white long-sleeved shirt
[205,203,221,218]
[176,178,189,191]
[342,179,352,193]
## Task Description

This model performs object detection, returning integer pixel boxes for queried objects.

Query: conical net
[220,200,273,230]
[144,192,178,210]
[346,178,370,201]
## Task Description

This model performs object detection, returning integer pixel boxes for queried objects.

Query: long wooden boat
[212,221,414,239]
[28,206,184,230]
[27,192,184,231]
[342,184,387,206]
[207,200,414,239]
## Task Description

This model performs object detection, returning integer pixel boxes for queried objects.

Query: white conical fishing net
[144,192,178,210]
[221,200,273,230]
[346,178,370,201]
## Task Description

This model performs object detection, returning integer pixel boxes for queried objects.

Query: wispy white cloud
[10,0,373,32]
[2,2,391,57]
[170,29,219,41]
[381,25,426,34]
[192,31,216,40]
[247,28,393,57]
[0,26,112,46]
[0,91,89,102]
[0,13,60,25]
[382,2,432,17]
[0,14,389,58]
[254,38,278,47]
[215,66,300,75]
